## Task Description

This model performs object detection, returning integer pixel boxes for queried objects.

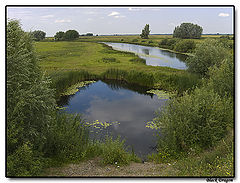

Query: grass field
[35,40,200,97]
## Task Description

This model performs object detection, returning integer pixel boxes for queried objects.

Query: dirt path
[45,158,177,177]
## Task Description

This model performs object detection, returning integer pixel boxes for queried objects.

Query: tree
[173,23,203,39]
[54,31,65,41]
[140,24,150,39]
[64,30,79,40]
[31,30,46,41]
[7,20,56,176]
[86,33,93,36]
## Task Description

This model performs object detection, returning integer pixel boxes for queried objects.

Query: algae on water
[61,80,96,96]
[146,89,170,100]
[85,120,120,132]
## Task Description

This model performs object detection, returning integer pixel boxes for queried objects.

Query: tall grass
[101,68,155,87]
[50,70,97,97]
[153,72,200,94]
[43,112,89,163]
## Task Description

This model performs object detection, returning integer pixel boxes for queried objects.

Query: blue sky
[7,7,233,36]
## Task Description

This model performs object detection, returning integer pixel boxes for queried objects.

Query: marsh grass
[129,57,146,64]
[51,70,97,97]
[100,57,120,63]
[101,68,155,87]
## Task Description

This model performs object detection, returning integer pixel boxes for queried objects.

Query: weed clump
[100,57,120,63]
[129,57,146,64]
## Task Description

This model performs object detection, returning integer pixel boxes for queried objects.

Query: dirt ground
[45,158,178,177]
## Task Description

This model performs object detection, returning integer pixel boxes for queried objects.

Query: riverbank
[35,41,200,98]
[44,158,176,177]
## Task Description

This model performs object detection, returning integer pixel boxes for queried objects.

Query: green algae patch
[145,120,161,130]
[61,80,96,96]
[146,89,170,100]
[85,120,120,132]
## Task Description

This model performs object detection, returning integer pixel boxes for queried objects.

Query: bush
[159,38,178,50]
[152,87,233,155]
[148,40,153,44]
[7,142,44,176]
[101,57,119,63]
[207,56,234,98]
[132,39,138,42]
[101,136,131,165]
[186,39,230,76]
[43,112,89,161]
[159,39,168,46]
[174,39,196,53]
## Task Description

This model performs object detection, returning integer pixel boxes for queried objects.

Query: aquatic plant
[146,89,170,99]
[60,80,96,96]
[85,120,120,131]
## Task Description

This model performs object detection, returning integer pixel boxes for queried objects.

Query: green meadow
[35,40,200,98]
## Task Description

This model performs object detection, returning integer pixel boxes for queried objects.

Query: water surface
[103,42,188,70]
[59,80,168,157]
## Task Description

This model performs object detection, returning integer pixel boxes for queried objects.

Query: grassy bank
[35,41,200,98]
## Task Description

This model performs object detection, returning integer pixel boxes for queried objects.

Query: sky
[7,6,234,37]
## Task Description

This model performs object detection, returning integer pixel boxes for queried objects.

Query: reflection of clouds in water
[85,94,166,136]
[103,42,187,70]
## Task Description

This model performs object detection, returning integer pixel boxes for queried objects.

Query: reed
[51,70,97,97]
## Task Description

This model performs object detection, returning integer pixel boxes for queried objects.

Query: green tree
[140,24,150,39]
[186,39,230,76]
[86,33,93,36]
[54,31,65,41]
[31,30,46,41]
[173,23,203,39]
[64,30,79,40]
[7,20,56,176]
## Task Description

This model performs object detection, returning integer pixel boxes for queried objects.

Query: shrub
[152,87,233,155]
[7,142,44,176]
[101,57,119,63]
[132,39,138,42]
[207,56,234,98]
[186,39,230,76]
[43,112,89,162]
[159,39,168,46]
[148,40,153,44]
[101,136,130,165]
[174,39,196,53]
[159,38,178,50]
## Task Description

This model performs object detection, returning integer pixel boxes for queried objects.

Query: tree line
[31,22,203,42]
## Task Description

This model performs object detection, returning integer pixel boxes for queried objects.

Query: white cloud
[108,11,120,16]
[41,14,54,18]
[218,13,230,17]
[108,11,125,19]
[114,15,126,19]
[54,19,71,23]
[87,18,93,21]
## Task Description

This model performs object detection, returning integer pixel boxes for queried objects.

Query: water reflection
[103,42,188,70]
[59,80,168,156]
